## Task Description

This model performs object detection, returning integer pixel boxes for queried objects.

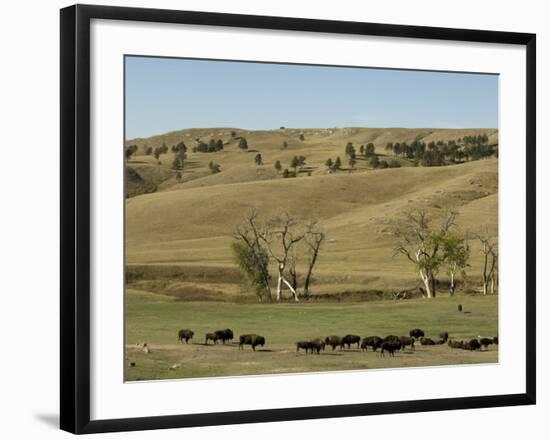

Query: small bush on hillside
[125,144,138,162]
[365,143,375,156]
[239,137,249,151]
[208,161,221,174]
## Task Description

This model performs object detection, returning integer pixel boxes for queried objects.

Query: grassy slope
[125,158,497,293]
[125,127,498,194]
[125,288,498,381]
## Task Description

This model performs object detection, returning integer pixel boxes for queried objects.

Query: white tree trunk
[275,264,299,301]
[490,273,496,295]
[282,278,299,302]
[276,267,283,301]
[450,269,455,296]
[419,269,435,298]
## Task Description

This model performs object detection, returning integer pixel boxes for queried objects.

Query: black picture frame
[60,4,536,434]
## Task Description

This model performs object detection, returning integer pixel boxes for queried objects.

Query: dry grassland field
[124,125,499,381]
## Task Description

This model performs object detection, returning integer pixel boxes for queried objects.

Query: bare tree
[259,213,305,301]
[303,220,325,298]
[476,229,498,295]
[234,209,273,302]
[233,211,327,302]
[388,209,457,298]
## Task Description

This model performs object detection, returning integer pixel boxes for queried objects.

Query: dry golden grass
[126,127,497,294]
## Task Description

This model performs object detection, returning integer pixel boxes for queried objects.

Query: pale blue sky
[125,56,498,140]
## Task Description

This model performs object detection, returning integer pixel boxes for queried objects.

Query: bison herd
[177,328,266,351]
[176,327,498,356]
[448,335,498,351]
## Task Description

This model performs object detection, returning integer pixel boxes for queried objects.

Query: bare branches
[260,212,305,266]
[475,227,498,295]
[387,209,461,298]
[233,210,326,301]
[303,220,325,297]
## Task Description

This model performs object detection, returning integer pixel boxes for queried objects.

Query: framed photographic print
[60,4,536,434]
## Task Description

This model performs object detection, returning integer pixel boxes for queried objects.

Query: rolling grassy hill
[125,127,498,299]
[125,127,498,194]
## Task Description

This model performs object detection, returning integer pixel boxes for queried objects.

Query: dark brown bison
[399,336,415,350]
[465,339,481,351]
[439,332,449,342]
[341,334,361,349]
[409,328,425,339]
[380,340,401,357]
[324,336,342,351]
[239,334,265,351]
[361,336,383,352]
[384,335,401,344]
[214,328,234,344]
[177,329,194,344]
[310,338,326,354]
[493,335,499,345]
[204,332,218,345]
[420,337,436,346]
[478,337,494,350]
[296,341,313,354]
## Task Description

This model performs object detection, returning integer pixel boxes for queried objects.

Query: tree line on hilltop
[124,132,496,185]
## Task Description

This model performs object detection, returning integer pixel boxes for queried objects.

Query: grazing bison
[465,339,481,351]
[310,338,326,354]
[341,334,361,349]
[380,340,401,357]
[214,328,234,344]
[296,341,313,354]
[478,337,494,350]
[458,304,463,312]
[239,334,265,351]
[409,328,425,339]
[420,337,436,346]
[439,332,449,342]
[204,332,218,345]
[177,329,194,344]
[324,336,342,351]
[361,336,383,352]
[399,336,415,350]
[493,335,499,345]
[296,339,325,355]
[448,340,464,349]
[384,335,401,344]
